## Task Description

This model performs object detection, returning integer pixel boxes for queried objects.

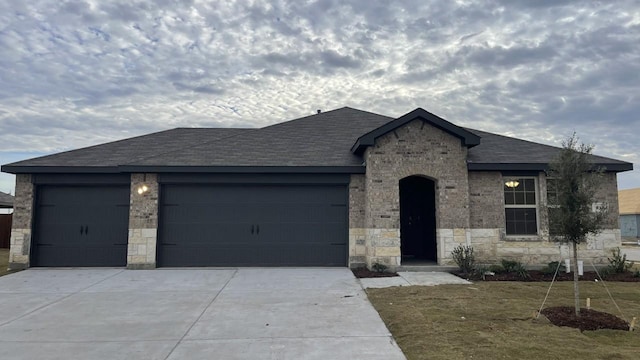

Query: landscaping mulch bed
[541,306,630,331]
[351,268,399,278]
[453,270,640,282]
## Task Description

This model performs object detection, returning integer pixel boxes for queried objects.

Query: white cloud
[1,0,639,190]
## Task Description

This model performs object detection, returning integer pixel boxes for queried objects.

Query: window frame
[503,176,540,237]
[546,177,562,237]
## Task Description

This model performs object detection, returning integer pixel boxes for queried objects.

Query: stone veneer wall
[363,119,470,268]
[127,173,159,269]
[455,171,622,267]
[348,174,366,267]
[8,174,33,270]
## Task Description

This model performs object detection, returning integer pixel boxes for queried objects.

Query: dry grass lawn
[367,281,640,360]
[0,248,18,277]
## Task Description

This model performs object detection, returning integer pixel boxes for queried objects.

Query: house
[619,188,640,240]
[1,108,633,270]
[0,191,13,209]
[0,191,14,248]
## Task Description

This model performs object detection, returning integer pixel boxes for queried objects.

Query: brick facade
[127,173,159,269]
[348,120,622,269]
[8,174,33,269]
[6,121,624,270]
[460,171,621,267]
[348,174,367,267]
[361,119,470,268]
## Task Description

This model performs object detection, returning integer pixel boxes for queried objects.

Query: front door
[400,176,437,262]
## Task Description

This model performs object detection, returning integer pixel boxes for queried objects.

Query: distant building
[0,191,14,209]
[0,191,12,248]
[619,188,640,239]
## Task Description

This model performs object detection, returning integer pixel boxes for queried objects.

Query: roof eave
[118,165,366,174]
[1,164,367,175]
[467,162,633,172]
[1,165,122,174]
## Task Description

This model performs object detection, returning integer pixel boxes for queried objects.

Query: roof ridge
[261,107,394,130]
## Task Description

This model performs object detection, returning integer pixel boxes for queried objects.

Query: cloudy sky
[0,0,638,194]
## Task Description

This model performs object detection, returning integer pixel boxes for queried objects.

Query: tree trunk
[572,241,580,316]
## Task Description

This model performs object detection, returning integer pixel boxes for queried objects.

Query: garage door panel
[162,204,249,224]
[160,223,253,245]
[158,184,347,267]
[35,244,128,267]
[33,186,129,267]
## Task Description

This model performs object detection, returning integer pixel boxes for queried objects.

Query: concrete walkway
[621,245,640,262]
[359,271,471,289]
[0,268,406,360]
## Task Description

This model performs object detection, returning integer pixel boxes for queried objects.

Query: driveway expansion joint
[162,269,238,360]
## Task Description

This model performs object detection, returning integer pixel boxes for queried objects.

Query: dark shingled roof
[1,107,633,174]
[123,107,392,169]
[0,191,13,208]
[464,128,631,171]
[2,128,249,171]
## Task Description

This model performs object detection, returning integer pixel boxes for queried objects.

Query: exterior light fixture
[504,180,520,188]
[137,174,150,195]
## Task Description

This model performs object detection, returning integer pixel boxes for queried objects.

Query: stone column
[127,173,159,269]
[8,174,34,270]
[348,174,367,268]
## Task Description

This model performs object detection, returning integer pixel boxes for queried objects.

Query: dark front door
[32,186,130,267]
[158,184,348,267]
[400,176,437,262]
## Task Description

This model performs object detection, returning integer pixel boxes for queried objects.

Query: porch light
[504,180,520,188]
[137,184,149,195]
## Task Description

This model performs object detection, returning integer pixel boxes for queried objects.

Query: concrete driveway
[0,268,405,360]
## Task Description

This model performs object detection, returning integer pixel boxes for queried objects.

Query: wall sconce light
[137,173,149,195]
[137,184,149,195]
[504,179,520,188]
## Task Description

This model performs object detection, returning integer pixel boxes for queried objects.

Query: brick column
[127,173,159,269]
[8,174,34,270]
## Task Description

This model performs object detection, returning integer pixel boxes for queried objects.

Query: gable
[351,108,481,155]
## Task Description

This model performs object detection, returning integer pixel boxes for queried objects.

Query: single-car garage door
[158,184,347,267]
[32,185,130,267]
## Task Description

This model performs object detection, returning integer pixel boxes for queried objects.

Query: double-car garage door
[32,178,348,267]
[158,184,347,266]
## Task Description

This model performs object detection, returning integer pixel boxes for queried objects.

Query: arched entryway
[399,176,437,263]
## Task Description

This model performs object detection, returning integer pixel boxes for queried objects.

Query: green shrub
[606,248,633,274]
[475,266,490,280]
[372,262,388,273]
[501,259,521,273]
[541,261,565,275]
[451,245,476,274]
[514,263,531,280]
[488,264,505,274]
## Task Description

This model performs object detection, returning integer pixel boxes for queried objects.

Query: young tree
[547,134,609,316]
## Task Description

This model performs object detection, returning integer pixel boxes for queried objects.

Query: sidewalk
[359,271,471,289]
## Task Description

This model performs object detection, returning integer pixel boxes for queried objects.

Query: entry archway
[399,176,437,262]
